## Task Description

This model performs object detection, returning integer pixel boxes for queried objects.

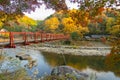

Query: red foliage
[98,7,104,13]
[97,18,103,23]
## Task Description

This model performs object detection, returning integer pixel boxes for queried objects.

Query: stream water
[0,47,120,80]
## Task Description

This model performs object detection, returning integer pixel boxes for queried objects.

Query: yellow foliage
[0,21,3,28]
[0,11,37,30]
[55,10,64,15]
[45,17,59,32]
[62,17,89,36]
[68,9,90,27]
[0,32,9,38]
[76,25,89,37]
[110,25,120,35]
[106,17,115,32]
[0,11,7,28]
[17,16,37,27]
[62,17,77,33]
[69,9,77,15]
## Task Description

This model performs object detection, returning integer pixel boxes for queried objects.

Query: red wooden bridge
[0,32,69,48]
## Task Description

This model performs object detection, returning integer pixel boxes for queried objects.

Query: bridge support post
[45,33,48,41]
[49,34,51,41]
[6,32,16,48]
[23,32,29,45]
[34,32,38,43]
[40,32,44,42]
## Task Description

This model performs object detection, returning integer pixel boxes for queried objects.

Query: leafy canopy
[0,0,119,14]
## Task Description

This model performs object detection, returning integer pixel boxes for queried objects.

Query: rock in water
[16,53,31,60]
[51,66,89,80]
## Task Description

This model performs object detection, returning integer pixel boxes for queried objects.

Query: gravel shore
[25,44,111,56]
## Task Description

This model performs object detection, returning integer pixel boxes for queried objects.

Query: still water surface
[1,47,120,80]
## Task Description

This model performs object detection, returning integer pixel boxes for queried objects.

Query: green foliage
[63,40,71,45]
[106,11,120,37]
[0,69,31,80]
[4,25,24,32]
[110,25,120,37]
[36,20,45,31]
[71,32,80,40]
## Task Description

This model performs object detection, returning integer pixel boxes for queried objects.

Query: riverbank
[23,42,111,56]
[0,41,111,56]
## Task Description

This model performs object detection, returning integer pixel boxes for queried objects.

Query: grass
[0,69,31,80]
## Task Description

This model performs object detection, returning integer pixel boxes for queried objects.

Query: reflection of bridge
[0,32,69,48]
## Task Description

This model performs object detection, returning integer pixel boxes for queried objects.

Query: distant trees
[0,0,120,39]
[43,9,89,39]
[2,15,37,32]
[42,8,120,40]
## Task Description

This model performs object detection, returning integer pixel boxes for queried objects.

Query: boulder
[51,66,89,80]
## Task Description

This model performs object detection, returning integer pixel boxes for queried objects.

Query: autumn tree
[106,17,115,33]
[44,17,60,32]
[105,9,120,70]
[104,9,120,36]
[0,11,18,30]
[110,14,120,37]
[65,9,89,37]
[62,16,89,37]
[70,0,119,16]
[62,17,77,33]
[90,16,107,34]
[68,9,90,27]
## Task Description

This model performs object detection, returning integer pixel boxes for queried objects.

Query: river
[0,47,120,80]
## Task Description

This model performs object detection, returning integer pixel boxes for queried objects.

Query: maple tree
[0,0,119,14]
[68,9,90,27]
[0,0,67,14]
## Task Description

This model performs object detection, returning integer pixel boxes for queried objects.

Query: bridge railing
[0,32,69,48]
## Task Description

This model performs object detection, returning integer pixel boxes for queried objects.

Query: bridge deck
[0,32,69,48]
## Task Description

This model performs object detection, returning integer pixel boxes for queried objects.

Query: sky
[24,5,55,20]
[24,0,79,20]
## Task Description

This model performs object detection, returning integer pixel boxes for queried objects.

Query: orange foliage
[105,53,120,69]
[98,7,104,13]
[105,40,120,70]
[97,18,103,23]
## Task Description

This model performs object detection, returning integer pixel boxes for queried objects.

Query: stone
[16,53,31,60]
[51,66,89,80]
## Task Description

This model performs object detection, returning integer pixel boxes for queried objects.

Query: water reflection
[41,52,120,80]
